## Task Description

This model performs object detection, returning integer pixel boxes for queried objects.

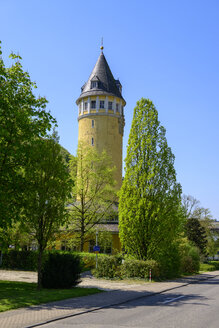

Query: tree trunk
[80,234,84,252]
[80,219,85,252]
[37,246,43,290]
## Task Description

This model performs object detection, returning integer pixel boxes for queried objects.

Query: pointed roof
[76,52,125,104]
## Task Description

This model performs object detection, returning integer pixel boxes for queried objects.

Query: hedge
[42,252,81,288]
[120,259,160,280]
[93,256,159,280]
[1,250,38,271]
[0,250,106,272]
[94,255,121,278]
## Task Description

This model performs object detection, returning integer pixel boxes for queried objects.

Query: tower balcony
[77,95,125,120]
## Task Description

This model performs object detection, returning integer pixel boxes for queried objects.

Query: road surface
[38,276,219,328]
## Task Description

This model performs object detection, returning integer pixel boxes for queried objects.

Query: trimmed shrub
[94,255,120,278]
[79,252,97,270]
[121,259,159,280]
[156,243,181,279]
[1,250,38,271]
[180,243,200,274]
[42,252,82,289]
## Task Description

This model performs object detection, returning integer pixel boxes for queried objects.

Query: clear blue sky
[1,0,219,219]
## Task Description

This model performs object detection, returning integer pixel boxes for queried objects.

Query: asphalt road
[37,276,219,328]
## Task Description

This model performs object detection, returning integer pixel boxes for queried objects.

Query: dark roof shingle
[76,52,125,104]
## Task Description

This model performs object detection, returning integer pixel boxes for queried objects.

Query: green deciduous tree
[22,134,71,289]
[69,142,116,252]
[0,220,34,251]
[182,194,216,256]
[185,217,207,255]
[0,42,56,228]
[119,98,183,260]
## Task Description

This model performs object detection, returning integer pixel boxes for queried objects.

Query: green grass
[200,261,219,272]
[0,280,102,312]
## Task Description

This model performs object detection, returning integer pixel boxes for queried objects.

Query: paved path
[0,269,218,328]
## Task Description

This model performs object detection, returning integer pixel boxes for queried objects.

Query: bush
[93,255,159,280]
[78,252,97,270]
[121,259,159,280]
[200,261,219,272]
[1,250,38,271]
[180,243,200,274]
[94,255,120,278]
[41,252,82,289]
[156,243,181,279]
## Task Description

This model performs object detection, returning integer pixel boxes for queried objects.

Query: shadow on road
[23,288,210,314]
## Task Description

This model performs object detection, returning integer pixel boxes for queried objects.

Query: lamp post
[95,230,98,269]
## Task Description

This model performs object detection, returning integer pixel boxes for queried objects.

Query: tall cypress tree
[119,98,182,260]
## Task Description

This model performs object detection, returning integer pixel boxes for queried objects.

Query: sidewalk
[0,269,218,328]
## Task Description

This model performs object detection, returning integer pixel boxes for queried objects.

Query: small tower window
[91,101,96,109]
[84,102,88,110]
[100,100,104,109]
[92,120,94,128]
[116,103,119,112]
[108,102,112,110]
[91,137,94,146]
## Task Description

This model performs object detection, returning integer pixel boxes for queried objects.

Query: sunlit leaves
[119,98,182,260]
[0,42,56,227]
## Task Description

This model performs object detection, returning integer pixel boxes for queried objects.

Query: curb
[25,272,219,328]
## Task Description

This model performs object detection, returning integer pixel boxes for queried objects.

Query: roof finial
[100,37,104,52]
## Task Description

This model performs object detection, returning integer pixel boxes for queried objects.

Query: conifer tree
[119,98,182,260]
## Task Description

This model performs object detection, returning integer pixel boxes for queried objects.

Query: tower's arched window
[91,137,94,146]
[92,120,94,128]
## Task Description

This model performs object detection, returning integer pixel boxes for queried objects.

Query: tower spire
[100,37,104,52]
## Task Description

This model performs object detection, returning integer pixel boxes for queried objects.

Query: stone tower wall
[78,113,123,190]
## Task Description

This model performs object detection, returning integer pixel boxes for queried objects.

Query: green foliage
[179,240,200,274]
[0,221,34,251]
[22,135,71,250]
[207,235,219,258]
[119,98,182,261]
[121,259,159,280]
[21,135,71,288]
[185,218,207,255]
[78,252,98,270]
[182,194,217,256]
[0,42,56,228]
[69,141,117,251]
[94,255,120,278]
[200,261,219,272]
[59,145,72,165]
[155,242,182,278]
[42,253,81,289]
[1,250,38,271]
[98,231,113,254]
[93,256,159,280]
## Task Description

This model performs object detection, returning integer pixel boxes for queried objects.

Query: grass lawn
[0,280,102,312]
[200,261,219,273]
